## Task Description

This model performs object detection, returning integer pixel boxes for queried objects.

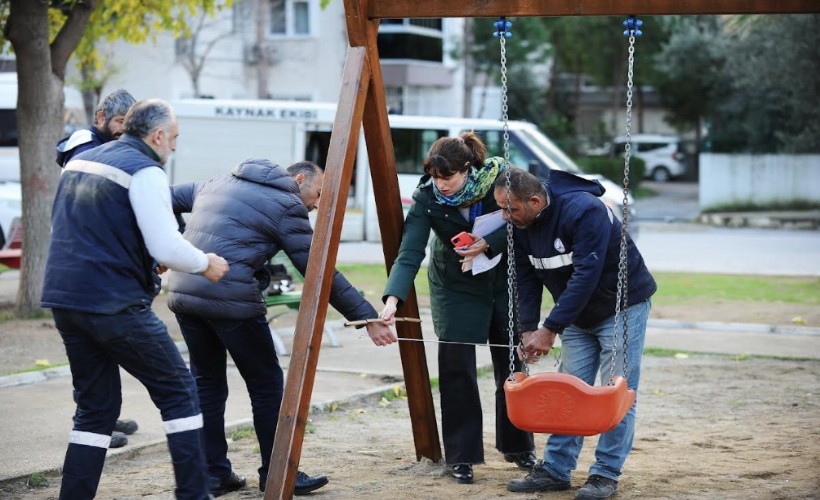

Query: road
[333,180,819,277]
[632,181,820,276]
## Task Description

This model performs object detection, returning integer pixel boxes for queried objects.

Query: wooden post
[360,20,442,462]
[264,46,371,499]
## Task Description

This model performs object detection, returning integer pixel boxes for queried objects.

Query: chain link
[612,34,635,384]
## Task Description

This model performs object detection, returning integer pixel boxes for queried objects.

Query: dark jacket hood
[547,169,606,198]
[231,159,299,193]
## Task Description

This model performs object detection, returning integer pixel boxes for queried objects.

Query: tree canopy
[0,0,227,316]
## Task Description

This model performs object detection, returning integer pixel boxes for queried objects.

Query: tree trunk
[610,44,626,137]
[6,0,94,316]
[636,84,644,133]
[694,116,702,181]
[80,63,97,124]
[6,1,62,315]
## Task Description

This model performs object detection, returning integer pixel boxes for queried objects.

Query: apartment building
[78,0,466,117]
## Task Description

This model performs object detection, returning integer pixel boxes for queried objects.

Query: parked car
[611,134,686,182]
[0,180,21,250]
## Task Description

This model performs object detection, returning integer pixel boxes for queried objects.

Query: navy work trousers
[175,313,284,484]
[53,306,209,500]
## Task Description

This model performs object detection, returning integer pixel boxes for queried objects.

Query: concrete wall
[699,153,820,209]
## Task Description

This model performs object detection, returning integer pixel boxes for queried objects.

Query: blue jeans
[53,306,208,500]
[175,313,284,484]
[542,299,651,482]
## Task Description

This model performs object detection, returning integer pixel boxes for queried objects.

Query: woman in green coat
[381,132,535,484]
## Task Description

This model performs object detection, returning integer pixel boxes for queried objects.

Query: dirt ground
[1,354,819,499]
[1,297,819,499]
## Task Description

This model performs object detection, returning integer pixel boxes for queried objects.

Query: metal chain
[500,34,510,167]
[499,31,523,380]
[612,33,636,384]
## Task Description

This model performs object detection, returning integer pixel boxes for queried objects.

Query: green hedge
[576,156,646,190]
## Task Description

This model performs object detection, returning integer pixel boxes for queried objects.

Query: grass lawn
[336,264,820,309]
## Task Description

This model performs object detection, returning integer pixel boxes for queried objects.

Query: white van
[0,72,86,248]
[170,99,637,242]
[0,72,86,182]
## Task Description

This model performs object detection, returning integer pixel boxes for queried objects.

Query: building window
[391,128,448,175]
[378,18,443,62]
[385,87,404,115]
[382,18,443,31]
[270,0,312,36]
[378,33,442,62]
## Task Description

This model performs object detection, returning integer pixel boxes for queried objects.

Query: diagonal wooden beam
[360,19,442,462]
[264,46,370,500]
[369,0,820,18]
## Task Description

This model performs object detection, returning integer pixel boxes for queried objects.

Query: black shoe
[109,431,128,449]
[294,470,329,495]
[114,419,139,435]
[258,470,329,495]
[209,471,246,497]
[504,451,538,469]
[575,474,618,499]
[507,462,570,493]
[450,463,473,484]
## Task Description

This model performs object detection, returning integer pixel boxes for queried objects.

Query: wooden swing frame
[265,2,819,498]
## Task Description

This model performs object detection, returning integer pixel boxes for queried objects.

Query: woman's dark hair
[423,130,487,178]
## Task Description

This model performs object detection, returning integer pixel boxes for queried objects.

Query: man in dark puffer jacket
[167,160,396,496]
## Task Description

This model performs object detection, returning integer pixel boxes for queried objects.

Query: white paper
[471,209,506,237]
[470,252,502,275]
[465,209,507,275]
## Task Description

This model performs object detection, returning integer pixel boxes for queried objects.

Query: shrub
[576,156,646,190]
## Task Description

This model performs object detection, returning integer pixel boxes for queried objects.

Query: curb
[2,320,819,389]
[698,211,820,230]
[647,319,820,336]
[0,380,409,489]
[0,341,189,389]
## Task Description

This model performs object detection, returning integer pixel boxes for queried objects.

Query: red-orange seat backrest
[504,372,635,436]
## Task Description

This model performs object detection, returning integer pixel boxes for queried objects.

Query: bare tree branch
[50,0,97,79]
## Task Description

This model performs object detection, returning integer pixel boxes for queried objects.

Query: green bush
[576,156,646,190]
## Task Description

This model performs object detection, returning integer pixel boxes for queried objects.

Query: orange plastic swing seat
[504,372,635,436]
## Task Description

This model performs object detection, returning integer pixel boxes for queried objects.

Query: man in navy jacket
[495,167,656,500]
[43,99,229,500]
[56,89,136,167]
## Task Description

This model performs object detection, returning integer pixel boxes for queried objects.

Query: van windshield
[517,128,583,174]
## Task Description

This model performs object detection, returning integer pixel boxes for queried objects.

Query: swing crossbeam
[369,0,818,19]
[504,373,635,436]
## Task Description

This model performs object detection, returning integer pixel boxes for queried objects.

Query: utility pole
[462,18,474,117]
[256,0,270,98]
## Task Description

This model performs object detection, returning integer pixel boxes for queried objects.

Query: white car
[611,134,686,182]
[0,180,21,249]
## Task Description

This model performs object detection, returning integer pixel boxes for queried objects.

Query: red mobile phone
[451,231,475,248]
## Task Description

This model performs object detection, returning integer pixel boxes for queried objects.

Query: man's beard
[101,121,121,139]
